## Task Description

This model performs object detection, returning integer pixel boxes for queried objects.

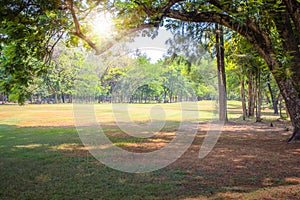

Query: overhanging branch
[165,10,273,55]
[68,0,159,55]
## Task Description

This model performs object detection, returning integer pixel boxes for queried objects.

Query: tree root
[288,126,300,143]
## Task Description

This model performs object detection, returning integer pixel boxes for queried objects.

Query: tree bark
[285,101,290,119]
[256,67,262,122]
[276,78,300,142]
[216,24,228,122]
[267,77,279,115]
[61,92,65,103]
[240,73,247,120]
[69,93,73,103]
[279,94,283,118]
[273,9,300,142]
[274,99,279,116]
[247,73,255,117]
[54,93,58,104]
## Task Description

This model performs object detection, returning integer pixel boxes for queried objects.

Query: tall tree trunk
[240,73,247,120]
[279,94,283,118]
[0,93,3,104]
[272,9,300,142]
[54,93,58,104]
[256,67,262,122]
[252,78,256,117]
[247,73,255,117]
[276,78,300,143]
[285,101,290,119]
[216,24,228,121]
[274,97,279,116]
[69,93,73,103]
[164,89,168,103]
[267,76,279,115]
[61,92,65,103]
[265,91,271,105]
[37,95,41,104]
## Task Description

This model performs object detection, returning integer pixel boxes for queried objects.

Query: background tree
[165,20,228,120]
[0,0,67,103]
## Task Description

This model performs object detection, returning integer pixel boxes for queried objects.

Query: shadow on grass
[0,123,300,199]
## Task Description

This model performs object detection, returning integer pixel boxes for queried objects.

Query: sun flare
[90,12,114,38]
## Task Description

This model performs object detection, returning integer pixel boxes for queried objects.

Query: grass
[0,101,299,199]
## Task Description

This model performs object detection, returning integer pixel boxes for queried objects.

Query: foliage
[0,0,69,103]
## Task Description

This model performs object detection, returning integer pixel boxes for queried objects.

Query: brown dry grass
[172,120,300,199]
[57,119,300,199]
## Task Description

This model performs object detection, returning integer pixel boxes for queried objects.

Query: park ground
[0,101,300,199]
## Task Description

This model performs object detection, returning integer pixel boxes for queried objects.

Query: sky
[126,28,172,63]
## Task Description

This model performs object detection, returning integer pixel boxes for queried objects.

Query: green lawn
[1,101,298,199]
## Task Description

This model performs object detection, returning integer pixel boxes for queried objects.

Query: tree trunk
[240,73,247,120]
[247,73,255,117]
[274,99,279,115]
[37,95,41,104]
[69,93,73,103]
[272,15,300,141]
[54,93,58,104]
[274,77,300,142]
[272,9,300,142]
[61,92,65,103]
[279,94,283,118]
[285,101,290,119]
[216,24,228,121]
[256,67,262,122]
[267,76,279,115]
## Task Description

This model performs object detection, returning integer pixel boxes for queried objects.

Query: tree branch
[68,0,104,55]
[92,23,159,55]
[164,9,279,70]
[68,0,160,55]
[161,0,185,13]
[283,0,300,42]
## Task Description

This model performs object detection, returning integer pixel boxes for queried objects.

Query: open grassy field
[0,101,299,199]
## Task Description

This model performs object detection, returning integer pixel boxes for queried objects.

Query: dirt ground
[60,119,300,199]
[170,120,300,199]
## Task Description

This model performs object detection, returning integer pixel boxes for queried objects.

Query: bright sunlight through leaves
[90,12,114,38]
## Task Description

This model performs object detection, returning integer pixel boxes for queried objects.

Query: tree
[226,59,248,120]
[215,24,227,121]
[47,45,84,103]
[266,74,281,115]
[165,20,227,120]
[0,0,67,103]
[188,57,218,100]
[227,33,272,121]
